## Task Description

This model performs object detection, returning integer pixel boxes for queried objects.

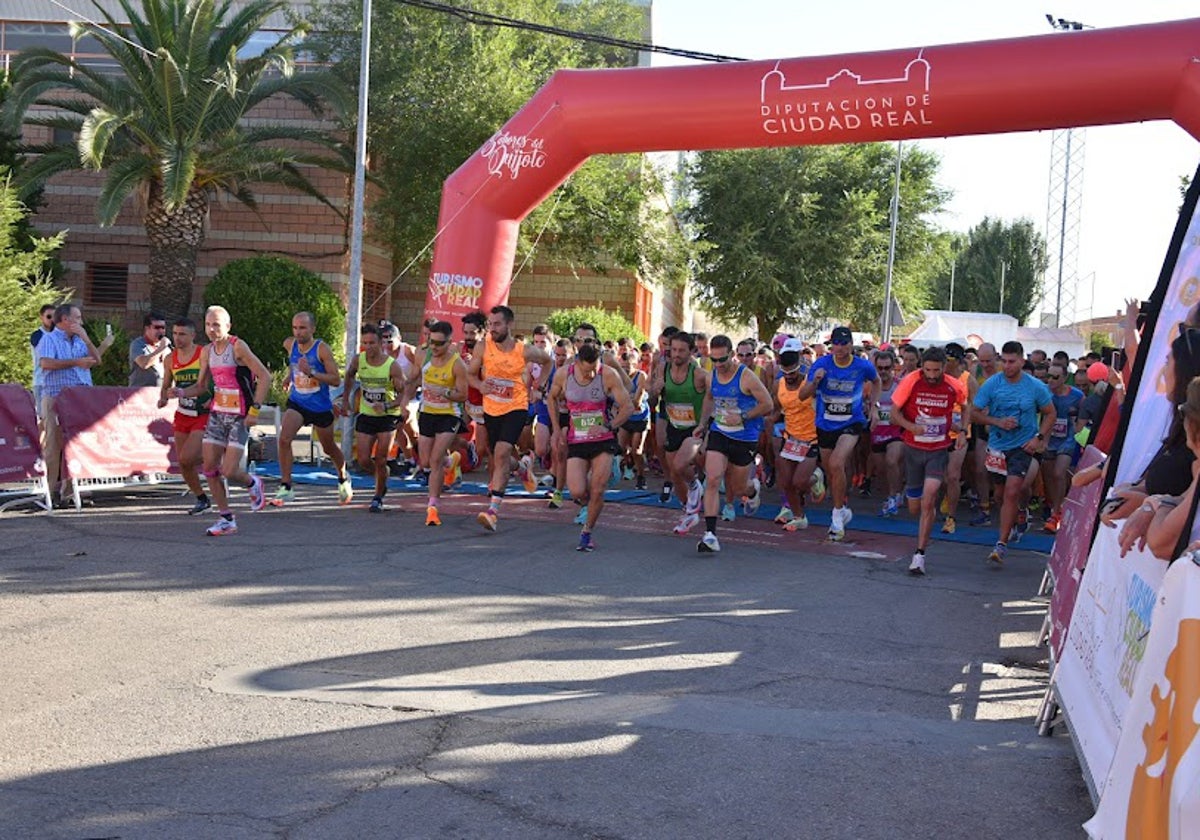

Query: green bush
[84,318,131,386]
[203,256,346,379]
[545,305,646,347]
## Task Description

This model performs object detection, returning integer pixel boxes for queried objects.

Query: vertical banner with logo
[1084,556,1200,839]
[1047,446,1106,663]
[1054,165,1200,802]
[0,384,43,480]
[55,386,178,479]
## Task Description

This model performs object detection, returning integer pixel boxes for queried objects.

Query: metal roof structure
[2,0,311,29]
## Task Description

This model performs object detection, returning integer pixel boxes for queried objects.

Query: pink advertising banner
[0,384,42,481]
[55,386,179,480]
[1048,445,1106,663]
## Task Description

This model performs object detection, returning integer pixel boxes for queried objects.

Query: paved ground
[0,482,1093,839]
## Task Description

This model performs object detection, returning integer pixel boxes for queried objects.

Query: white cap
[780,338,803,355]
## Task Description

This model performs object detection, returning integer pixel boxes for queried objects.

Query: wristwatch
[1035,433,1045,441]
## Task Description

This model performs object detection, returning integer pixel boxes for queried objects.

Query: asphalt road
[0,484,1092,839]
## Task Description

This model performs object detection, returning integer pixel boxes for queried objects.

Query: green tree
[684,143,951,340]
[0,173,67,387]
[545,305,646,346]
[4,0,352,323]
[308,0,691,287]
[929,217,1047,325]
[203,255,346,373]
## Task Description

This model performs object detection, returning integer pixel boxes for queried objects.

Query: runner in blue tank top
[276,311,352,506]
[694,335,773,553]
[799,326,880,541]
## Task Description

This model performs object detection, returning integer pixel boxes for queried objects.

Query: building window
[86,263,128,306]
[363,280,388,324]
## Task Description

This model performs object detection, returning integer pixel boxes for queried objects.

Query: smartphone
[105,323,112,337]
[1111,350,1123,373]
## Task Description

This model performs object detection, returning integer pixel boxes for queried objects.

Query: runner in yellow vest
[418,320,468,526]
[341,324,409,513]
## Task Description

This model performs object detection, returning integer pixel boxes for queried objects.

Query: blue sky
[648,0,1200,324]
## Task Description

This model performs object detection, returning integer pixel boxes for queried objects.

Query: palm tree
[3,0,352,321]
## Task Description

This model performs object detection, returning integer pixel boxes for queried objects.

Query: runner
[939,342,976,535]
[772,339,824,532]
[339,324,408,513]
[695,335,773,553]
[381,322,420,477]
[869,349,905,517]
[526,325,556,493]
[157,317,212,515]
[972,340,1057,566]
[800,325,879,541]
[651,325,680,503]
[175,305,271,536]
[648,331,708,535]
[467,305,551,531]
[1042,362,1085,533]
[618,348,650,490]
[275,311,352,505]
[547,337,573,508]
[889,346,967,575]
[416,320,469,526]
[459,310,489,474]
[547,340,633,551]
[968,342,1001,526]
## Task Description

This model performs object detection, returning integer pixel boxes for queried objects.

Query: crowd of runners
[155,304,1127,574]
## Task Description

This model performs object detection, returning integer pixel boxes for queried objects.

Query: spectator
[1145,375,1200,560]
[36,303,113,499]
[129,311,171,387]
[30,303,56,418]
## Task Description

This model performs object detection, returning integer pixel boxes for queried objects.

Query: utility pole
[881,140,902,343]
[999,260,1007,314]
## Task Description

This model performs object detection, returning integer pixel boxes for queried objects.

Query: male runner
[800,325,879,541]
[939,342,976,534]
[547,340,633,550]
[968,342,1001,525]
[972,340,1056,566]
[649,331,708,535]
[176,306,271,536]
[275,311,351,505]
[695,335,773,552]
[889,347,967,575]
[460,310,488,472]
[417,320,468,525]
[1042,362,1084,533]
[869,349,905,516]
[772,339,825,531]
[651,325,680,502]
[468,305,550,531]
[546,337,573,508]
[618,348,650,490]
[341,323,408,513]
[158,317,212,514]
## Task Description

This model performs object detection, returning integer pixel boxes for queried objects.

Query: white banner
[1055,526,1168,797]
[1084,555,1200,839]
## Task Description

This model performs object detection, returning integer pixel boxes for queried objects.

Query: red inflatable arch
[424,18,1200,327]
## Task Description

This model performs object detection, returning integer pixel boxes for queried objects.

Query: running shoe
[880,495,899,517]
[576,531,596,552]
[465,440,479,470]
[827,507,845,542]
[858,476,872,498]
[273,486,295,504]
[659,481,674,504]
[697,531,721,553]
[369,497,384,514]
[337,477,354,506]
[574,504,589,525]
[206,516,237,537]
[477,510,498,531]
[685,479,703,514]
[742,477,762,517]
[1043,512,1060,534]
[987,542,1007,567]
[720,502,736,522]
[1015,507,1030,539]
[965,488,980,510]
[519,454,537,493]
[425,505,440,526]
[783,514,809,531]
[673,511,700,535]
[809,467,827,503]
[939,495,950,516]
[623,465,635,482]
[841,506,854,527]
[608,454,620,489]
[774,506,795,525]
[908,552,926,576]
[188,497,212,516]
[635,475,647,491]
[941,516,957,535]
[248,475,265,512]
[539,472,555,487]
[446,451,462,487]
[968,510,991,527]
[548,488,564,509]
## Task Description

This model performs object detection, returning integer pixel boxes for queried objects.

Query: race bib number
[714,399,744,432]
[1052,417,1069,439]
[985,447,1008,476]
[213,387,241,415]
[177,395,199,417]
[467,403,485,423]
[823,397,852,423]
[423,384,451,409]
[914,415,949,445]
[570,410,608,440]
[666,402,697,428]
[362,387,387,413]
[486,377,515,402]
[876,406,891,424]
[292,368,319,395]
[780,437,812,462]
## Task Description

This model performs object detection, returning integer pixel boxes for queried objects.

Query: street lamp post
[881,140,902,343]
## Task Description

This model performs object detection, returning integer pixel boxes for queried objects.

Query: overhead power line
[396,0,746,63]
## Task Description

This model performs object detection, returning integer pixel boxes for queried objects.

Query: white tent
[905,310,1017,348]
[1016,326,1088,360]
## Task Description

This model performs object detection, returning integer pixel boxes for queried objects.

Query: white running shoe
[809,467,827,503]
[697,531,721,553]
[720,502,736,522]
[574,504,589,525]
[774,506,794,525]
[206,516,238,537]
[686,479,704,514]
[742,477,762,517]
[841,506,853,527]
[248,475,265,512]
[783,514,809,531]
[828,507,845,542]
[908,552,926,576]
[337,477,354,505]
[673,511,701,535]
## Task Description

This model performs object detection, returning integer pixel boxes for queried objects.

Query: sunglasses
[574,337,597,344]
[876,364,893,371]
[710,354,731,365]
[831,339,851,346]
[429,338,448,347]
[781,366,802,376]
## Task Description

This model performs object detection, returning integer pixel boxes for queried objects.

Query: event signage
[0,384,43,480]
[1048,446,1106,663]
[55,386,178,479]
